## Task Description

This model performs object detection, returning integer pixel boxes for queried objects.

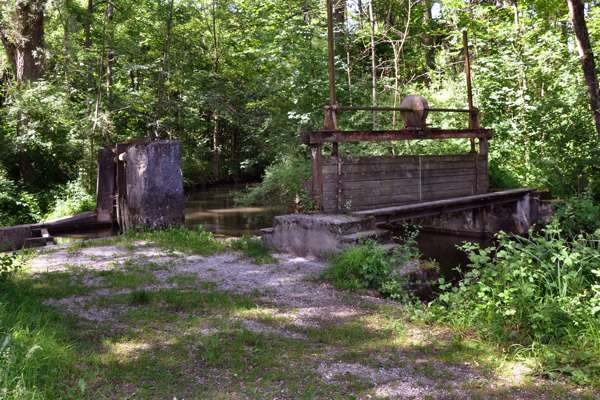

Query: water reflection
[417,230,490,280]
[184,185,285,237]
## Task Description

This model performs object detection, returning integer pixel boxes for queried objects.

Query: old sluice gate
[262,10,547,258]
[0,139,184,251]
[263,108,545,258]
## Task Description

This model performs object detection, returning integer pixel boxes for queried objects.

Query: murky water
[416,231,490,279]
[184,185,285,237]
[56,185,486,276]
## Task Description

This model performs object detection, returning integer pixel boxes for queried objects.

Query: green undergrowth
[324,235,432,302]
[0,262,79,398]
[229,235,277,264]
[421,223,600,386]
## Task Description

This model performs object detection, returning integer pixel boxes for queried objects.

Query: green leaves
[431,224,600,384]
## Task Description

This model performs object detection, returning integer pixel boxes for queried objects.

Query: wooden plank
[323,169,477,183]
[336,175,473,192]
[311,145,323,211]
[323,154,479,166]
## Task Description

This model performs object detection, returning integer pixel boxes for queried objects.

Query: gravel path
[29,243,589,399]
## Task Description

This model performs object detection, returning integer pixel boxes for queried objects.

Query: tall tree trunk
[0,0,45,84]
[154,0,175,138]
[422,0,435,82]
[211,0,220,180]
[368,1,377,128]
[105,1,114,106]
[0,0,45,184]
[566,0,600,137]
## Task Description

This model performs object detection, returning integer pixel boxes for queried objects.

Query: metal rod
[326,0,336,106]
[335,105,472,113]
[463,30,474,121]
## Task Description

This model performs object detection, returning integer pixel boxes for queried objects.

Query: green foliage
[324,236,427,302]
[325,241,393,291]
[128,289,152,306]
[0,279,76,399]
[0,173,40,227]
[229,235,276,264]
[128,226,225,255]
[45,178,95,221]
[428,226,600,384]
[554,195,600,237]
[0,253,22,283]
[236,154,313,209]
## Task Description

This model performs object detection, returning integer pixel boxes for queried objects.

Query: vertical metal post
[326,0,337,107]
[463,30,477,152]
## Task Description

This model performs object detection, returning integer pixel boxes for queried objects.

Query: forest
[0,0,599,222]
[3,0,600,398]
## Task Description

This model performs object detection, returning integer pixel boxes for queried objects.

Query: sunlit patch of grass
[0,280,79,399]
[229,235,277,264]
[127,226,225,255]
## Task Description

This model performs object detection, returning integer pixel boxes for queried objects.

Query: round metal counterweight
[400,95,429,129]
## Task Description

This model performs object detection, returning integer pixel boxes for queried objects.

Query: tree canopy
[0,0,599,222]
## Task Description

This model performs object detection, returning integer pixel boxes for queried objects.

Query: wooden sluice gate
[263,9,547,257]
[264,119,545,258]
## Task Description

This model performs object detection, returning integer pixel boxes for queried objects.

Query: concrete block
[0,225,32,251]
[264,213,375,258]
[119,140,184,231]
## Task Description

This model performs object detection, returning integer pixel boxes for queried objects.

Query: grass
[229,235,277,264]
[0,279,79,399]
[1,238,598,398]
[66,225,225,256]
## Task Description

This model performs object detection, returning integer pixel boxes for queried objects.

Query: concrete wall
[0,225,32,251]
[96,148,115,223]
[118,140,185,231]
[264,214,375,258]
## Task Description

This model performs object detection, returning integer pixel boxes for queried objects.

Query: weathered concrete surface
[0,225,32,251]
[409,192,545,237]
[119,140,184,231]
[263,214,377,258]
[96,148,115,223]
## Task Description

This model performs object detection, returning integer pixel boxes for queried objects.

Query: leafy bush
[0,253,23,283]
[325,241,393,291]
[554,195,600,237]
[45,179,95,221]
[235,154,313,210]
[324,237,431,301]
[0,173,41,227]
[230,235,276,264]
[429,225,600,384]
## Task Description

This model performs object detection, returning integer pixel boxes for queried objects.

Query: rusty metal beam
[336,105,472,113]
[300,129,493,145]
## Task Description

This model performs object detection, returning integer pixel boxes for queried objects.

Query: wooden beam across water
[300,128,492,145]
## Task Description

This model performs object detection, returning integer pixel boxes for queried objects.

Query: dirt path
[28,242,591,399]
